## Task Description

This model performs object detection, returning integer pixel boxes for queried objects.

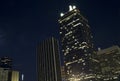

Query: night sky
[0,0,119,81]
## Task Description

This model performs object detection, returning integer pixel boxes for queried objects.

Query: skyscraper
[37,37,62,81]
[58,5,94,81]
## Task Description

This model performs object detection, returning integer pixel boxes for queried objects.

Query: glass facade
[59,5,94,81]
[37,37,62,81]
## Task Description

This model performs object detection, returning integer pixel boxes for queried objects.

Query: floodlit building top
[60,5,77,17]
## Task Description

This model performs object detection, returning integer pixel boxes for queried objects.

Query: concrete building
[92,46,120,81]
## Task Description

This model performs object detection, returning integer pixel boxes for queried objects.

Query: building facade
[0,68,9,81]
[94,46,120,81]
[58,5,94,81]
[11,71,19,81]
[61,66,66,81]
[37,37,62,81]
[0,67,19,81]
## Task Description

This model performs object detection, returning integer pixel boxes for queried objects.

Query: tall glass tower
[37,37,62,81]
[58,5,94,81]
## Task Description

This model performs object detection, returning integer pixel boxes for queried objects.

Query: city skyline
[0,0,119,81]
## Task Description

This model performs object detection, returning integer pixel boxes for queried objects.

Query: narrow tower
[37,37,62,81]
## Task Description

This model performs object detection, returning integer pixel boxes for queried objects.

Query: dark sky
[0,0,119,81]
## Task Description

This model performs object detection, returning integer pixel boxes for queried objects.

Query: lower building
[11,71,19,81]
[0,68,9,81]
[0,67,19,81]
[92,45,120,81]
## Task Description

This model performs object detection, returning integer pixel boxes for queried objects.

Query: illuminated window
[72,46,75,48]
[68,66,70,69]
[73,57,75,59]
[75,39,77,41]
[60,32,62,34]
[82,60,84,62]
[75,43,77,45]
[83,63,86,65]
[84,50,87,52]
[73,23,82,27]
[60,27,63,29]
[70,70,72,73]
[72,36,75,39]
[60,13,64,17]
[85,54,87,56]
[67,70,69,74]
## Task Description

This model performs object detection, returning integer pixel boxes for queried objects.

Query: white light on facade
[69,5,76,11]
[60,13,64,17]
[98,47,101,51]
[69,5,73,11]
[73,5,76,9]
[22,74,24,81]
[60,32,62,34]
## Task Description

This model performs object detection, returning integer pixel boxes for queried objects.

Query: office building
[11,71,19,81]
[0,68,9,81]
[0,67,19,81]
[94,45,120,81]
[58,5,94,81]
[37,37,62,81]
